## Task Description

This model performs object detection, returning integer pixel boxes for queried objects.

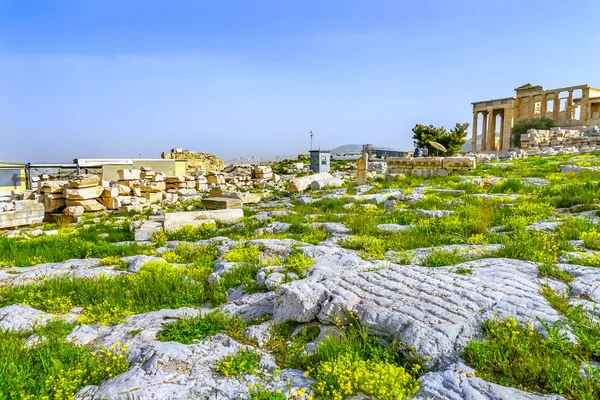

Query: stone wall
[386,156,476,178]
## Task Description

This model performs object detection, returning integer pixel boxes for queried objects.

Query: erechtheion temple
[472,83,600,152]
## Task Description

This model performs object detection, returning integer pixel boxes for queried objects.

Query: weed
[216,349,262,377]
[267,322,320,369]
[224,243,261,264]
[161,243,218,264]
[582,230,600,251]
[248,385,287,400]
[463,316,600,399]
[282,250,314,277]
[454,266,473,275]
[0,261,212,325]
[151,230,168,247]
[496,229,559,263]
[538,263,573,283]
[300,228,330,245]
[157,311,247,344]
[0,320,129,399]
[311,352,420,400]
[423,249,466,267]
[164,223,219,242]
[0,234,145,267]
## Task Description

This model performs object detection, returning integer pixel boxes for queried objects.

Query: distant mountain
[461,135,500,152]
[330,144,394,154]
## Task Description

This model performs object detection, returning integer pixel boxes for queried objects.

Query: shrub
[511,117,553,148]
[224,244,261,264]
[151,230,168,247]
[216,349,262,377]
[161,243,218,264]
[300,228,331,245]
[248,385,287,400]
[157,311,247,344]
[282,250,314,277]
[312,352,419,400]
[582,230,600,251]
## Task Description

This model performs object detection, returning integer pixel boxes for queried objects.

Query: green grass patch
[0,320,129,400]
[0,260,214,325]
[463,316,600,400]
[0,234,148,267]
[157,310,247,344]
[216,348,262,377]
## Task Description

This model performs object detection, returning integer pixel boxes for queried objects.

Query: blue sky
[1,0,599,162]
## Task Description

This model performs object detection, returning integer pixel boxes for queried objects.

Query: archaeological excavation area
[1,146,600,400]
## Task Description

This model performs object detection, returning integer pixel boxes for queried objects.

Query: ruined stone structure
[386,156,476,178]
[356,152,368,185]
[161,148,225,172]
[472,83,600,152]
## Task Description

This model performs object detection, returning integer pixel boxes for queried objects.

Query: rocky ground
[1,154,600,400]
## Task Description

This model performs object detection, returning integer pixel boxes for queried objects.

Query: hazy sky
[1,1,599,162]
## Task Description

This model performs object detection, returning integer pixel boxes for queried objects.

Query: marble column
[481,112,488,151]
[472,112,478,153]
[487,109,496,151]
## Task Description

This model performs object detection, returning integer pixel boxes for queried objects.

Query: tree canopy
[511,117,554,148]
[412,122,469,156]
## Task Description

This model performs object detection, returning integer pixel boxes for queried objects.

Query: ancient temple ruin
[471,83,600,152]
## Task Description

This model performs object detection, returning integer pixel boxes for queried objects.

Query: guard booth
[309,150,331,173]
[0,162,26,193]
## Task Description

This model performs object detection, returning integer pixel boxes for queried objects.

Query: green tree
[511,117,553,148]
[412,122,469,156]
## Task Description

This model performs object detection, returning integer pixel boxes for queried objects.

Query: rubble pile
[0,192,44,229]
[520,126,600,156]
[386,156,476,178]
[215,164,282,189]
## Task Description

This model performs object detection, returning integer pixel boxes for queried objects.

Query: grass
[495,229,560,264]
[540,286,600,359]
[0,260,215,325]
[0,233,148,267]
[2,152,600,399]
[163,223,219,242]
[158,310,248,344]
[422,249,470,267]
[266,321,320,369]
[160,243,219,264]
[463,316,600,400]
[0,320,129,400]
